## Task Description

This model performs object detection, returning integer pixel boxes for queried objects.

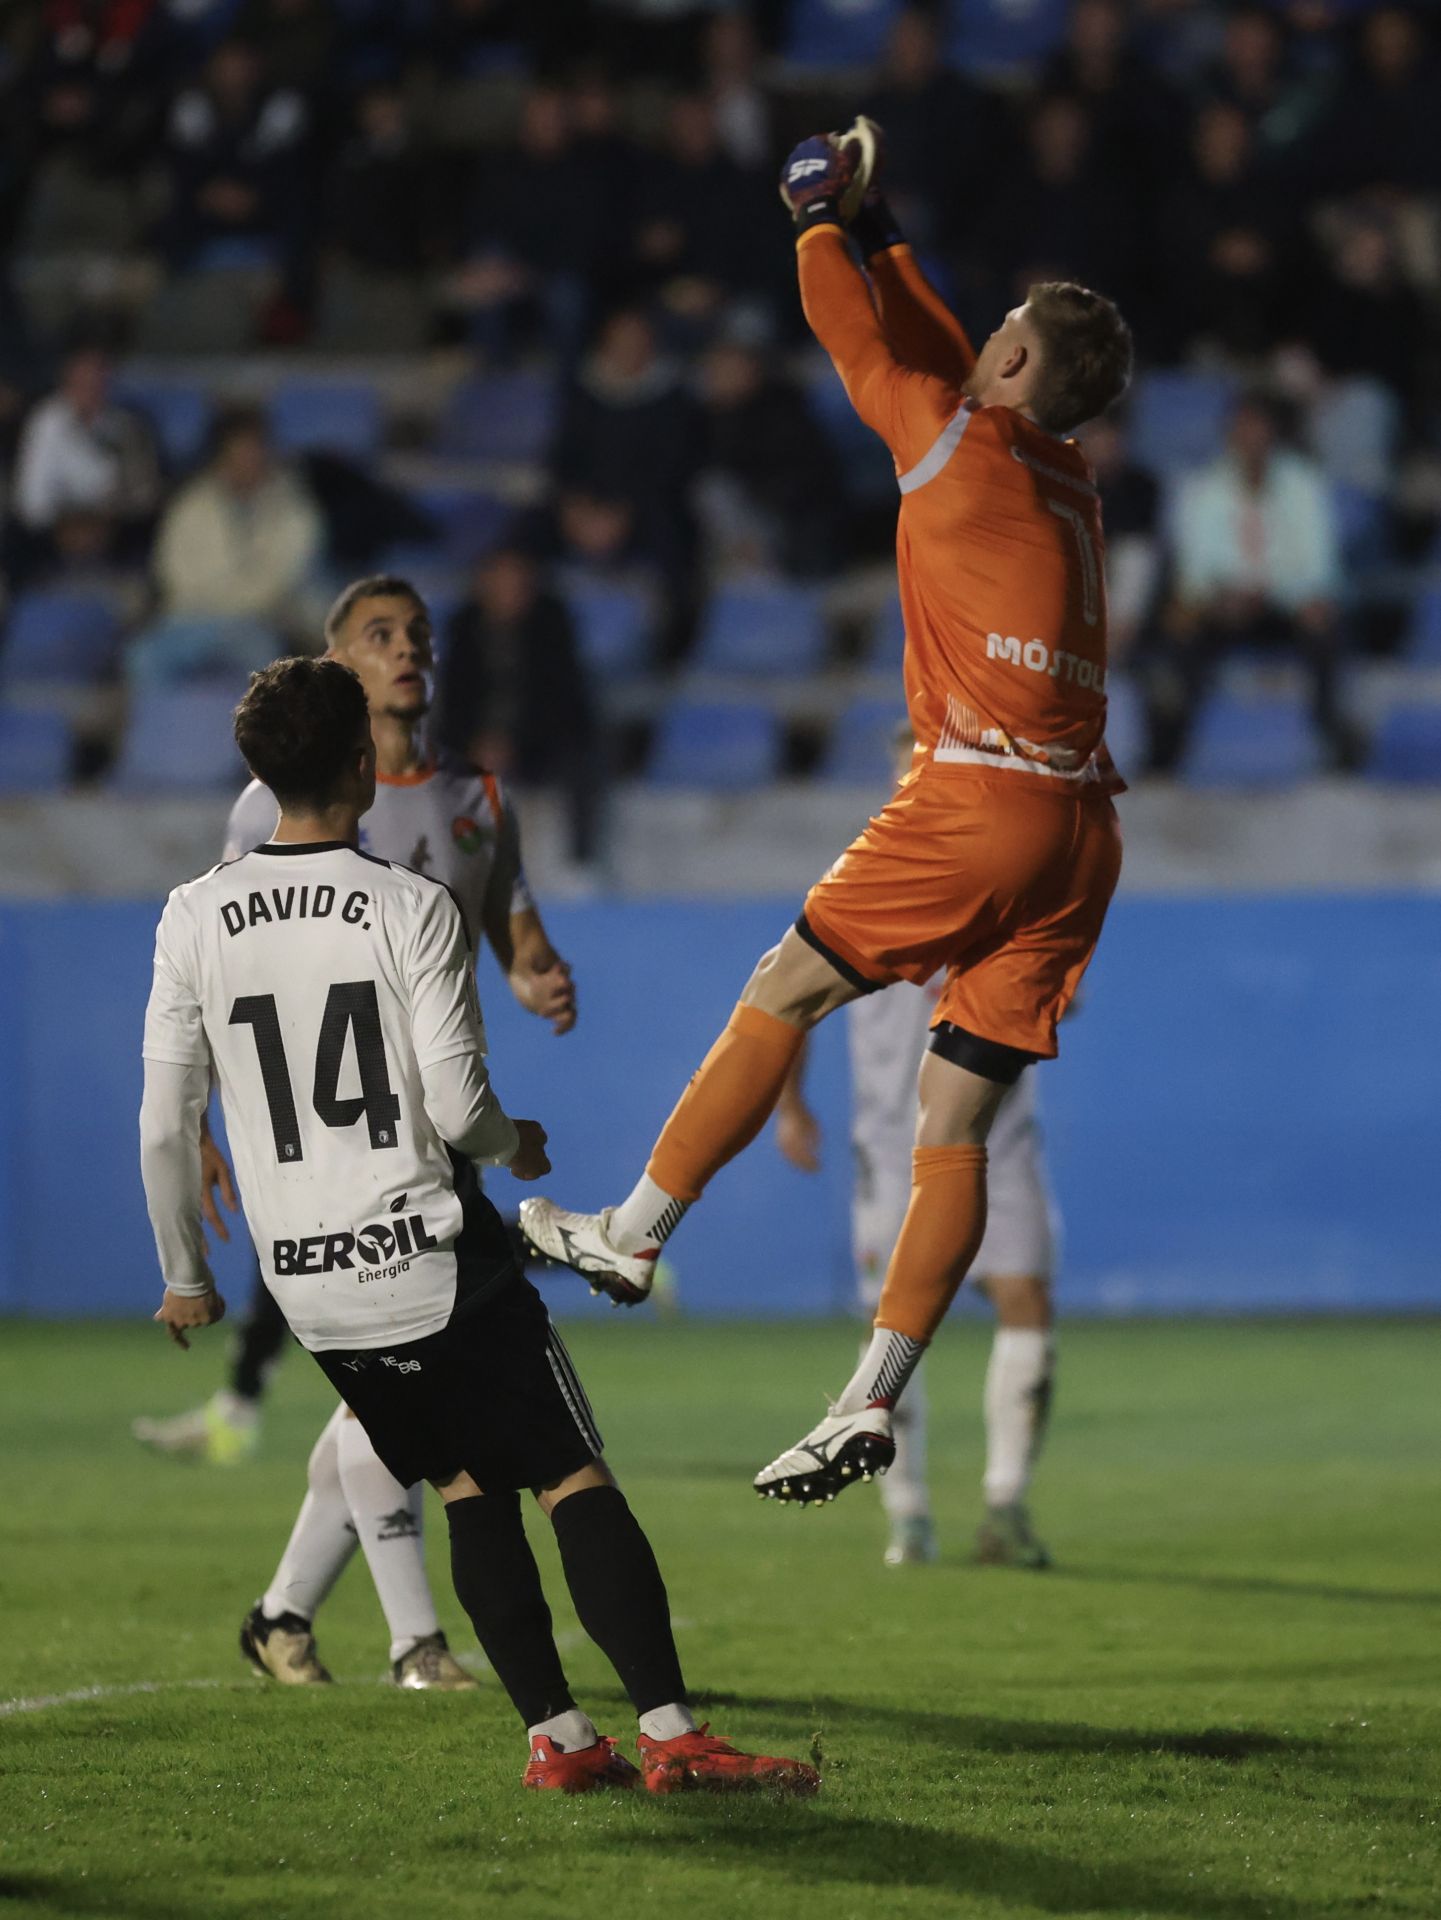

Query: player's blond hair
[1025,282,1133,435]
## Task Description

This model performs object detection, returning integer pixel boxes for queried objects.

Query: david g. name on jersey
[273,1208,440,1281]
[220,884,375,938]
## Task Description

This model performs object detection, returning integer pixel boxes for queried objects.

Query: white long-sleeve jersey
[140,840,520,1352]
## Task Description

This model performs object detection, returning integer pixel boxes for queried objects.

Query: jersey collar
[251,840,356,855]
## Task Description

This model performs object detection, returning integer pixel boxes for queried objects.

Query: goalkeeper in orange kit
[524,122,1133,1507]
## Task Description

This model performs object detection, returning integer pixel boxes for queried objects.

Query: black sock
[550,1485,687,1719]
[446,1492,575,1727]
[228,1277,290,1401]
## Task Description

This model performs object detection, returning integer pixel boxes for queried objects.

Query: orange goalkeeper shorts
[798,757,1122,1059]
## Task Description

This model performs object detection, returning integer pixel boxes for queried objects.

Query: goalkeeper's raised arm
[778,123,967,471]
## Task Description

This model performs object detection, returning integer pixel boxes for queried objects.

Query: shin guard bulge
[647,1003,807,1205]
[875,1144,990,1343]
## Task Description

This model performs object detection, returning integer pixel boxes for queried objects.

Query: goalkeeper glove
[778,134,856,233]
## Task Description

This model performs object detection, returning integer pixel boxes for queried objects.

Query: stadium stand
[0,706,70,791]
[821,696,910,784]
[0,0,1436,827]
[1182,686,1325,789]
[110,688,250,794]
[1,591,124,694]
[694,582,830,678]
[647,701,785,790]
[1367,701,1441,783]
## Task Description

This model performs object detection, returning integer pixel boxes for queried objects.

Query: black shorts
[312,1278,603,1493]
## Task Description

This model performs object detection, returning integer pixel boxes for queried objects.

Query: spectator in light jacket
[133,404,324,685]
[1149,394,1360,772]
[154,404,322,624]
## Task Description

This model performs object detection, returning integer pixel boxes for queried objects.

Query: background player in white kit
[777,731,1058,1570]
[134,575,577,1691]
[139,657,817,1796]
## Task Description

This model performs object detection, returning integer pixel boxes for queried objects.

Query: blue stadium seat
[694,582,829,677]
[1100,671,1147,776]
[1331,482,1390,578]
[1182,689,1322,787]
[1366,704,1441,784]
[1,590,122,689]
[807,364,896,501]
[1129,371,1237,480]
[946,0,1070,78]
[412,486,512,565]
[647,701,784,790]
[871,598,907,669]
[117,380,213,472]
[192,235,279,272]
[0,707,71,792]
[111,687,248,792]
[822,697,909,784]
[435,371,559,464]
[125,615,280,689]
[271,379,384,459]
[1405,587,1441,664]
[563,578,654,680]
[783,0,900,68]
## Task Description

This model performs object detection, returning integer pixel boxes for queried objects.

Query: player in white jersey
[140,656,818,1795]
[133,575,576,1691]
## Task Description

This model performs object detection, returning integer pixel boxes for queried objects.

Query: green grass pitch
[3,1312,1438,1920]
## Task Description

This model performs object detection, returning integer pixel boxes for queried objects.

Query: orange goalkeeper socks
[646,1003,807,1207]
[875,1144,989,1344]
[835,1144,988,1414]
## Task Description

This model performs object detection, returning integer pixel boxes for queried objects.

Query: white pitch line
[0,1678,228,1717]
[1,1620,700,1717]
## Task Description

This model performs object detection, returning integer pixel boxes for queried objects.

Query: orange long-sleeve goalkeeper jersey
[799,226,1117,782]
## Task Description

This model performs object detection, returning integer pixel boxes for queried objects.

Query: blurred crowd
[2,0,1441,838]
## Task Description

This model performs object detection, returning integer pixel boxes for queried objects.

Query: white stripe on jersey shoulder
[897,402,973,495]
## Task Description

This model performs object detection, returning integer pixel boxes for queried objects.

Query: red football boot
[636,1725,821,1796]
[523,1734,641,1793]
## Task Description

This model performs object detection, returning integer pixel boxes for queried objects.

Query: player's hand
[511,952,577,1035]
[199,1127,239,1243]
[155,1286,226,1350]
[507,1120,551,1182]
[776,1101,822,1174]
[778,134,856,229]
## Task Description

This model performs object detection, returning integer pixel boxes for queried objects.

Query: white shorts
[849,986,1059,1311]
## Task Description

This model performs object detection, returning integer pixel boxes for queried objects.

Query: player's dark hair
[234,657,370,809]
[323,574,426,645]
[1025,282,1133,434]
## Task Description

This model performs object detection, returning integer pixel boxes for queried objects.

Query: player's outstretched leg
[756,1045,1009,1505]
[975,1281,1056,1570]
[133,1266,287,1463]
[521,930,856,1303]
